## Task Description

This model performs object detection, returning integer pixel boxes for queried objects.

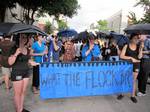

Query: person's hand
[89,44,94,50]
[140,41,144,49]
[14,48,21,56]
[97,39,101,44]
[53,37,57,42]
[40,50,48,56]
[29,60,40,66]
[130,57,140,63]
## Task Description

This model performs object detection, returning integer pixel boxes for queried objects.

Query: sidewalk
[0,77,150,112]
[0,80,150,112]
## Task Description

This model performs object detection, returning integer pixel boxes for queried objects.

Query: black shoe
[130,97,138,103]
[117,94,124,100]
[22,108,31,112]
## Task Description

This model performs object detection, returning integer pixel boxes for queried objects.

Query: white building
[107,10,129,34]
[107,9,143,34]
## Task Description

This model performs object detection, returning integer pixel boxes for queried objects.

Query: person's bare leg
[20,78,29,111]
[132,72,138,97]
[13,80,23,112]
[4,75,10,89]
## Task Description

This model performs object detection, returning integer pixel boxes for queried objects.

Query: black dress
[125,45,140,73]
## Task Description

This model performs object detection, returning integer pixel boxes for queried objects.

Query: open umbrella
[110,32,129,47]
[57,29,78,37]
[96,31,110,39]
[72,31,89,41]
[0,23,47,36]
[124,24,150,34]
[0,32,3,36]
[13,28,48,36]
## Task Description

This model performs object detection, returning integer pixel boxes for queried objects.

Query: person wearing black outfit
[109,39,120,61]
[101,42,110,61]
[118,33,143,103]
[8,35,39,112]
[138,35,150,96]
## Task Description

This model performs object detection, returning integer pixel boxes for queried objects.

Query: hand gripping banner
[40,61,133,99]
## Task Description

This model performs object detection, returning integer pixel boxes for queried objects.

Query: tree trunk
[0,8,6,22]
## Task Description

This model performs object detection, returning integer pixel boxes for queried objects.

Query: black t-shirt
[110,45,118,56]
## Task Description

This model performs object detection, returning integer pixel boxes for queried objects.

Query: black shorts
[133,63,140,73]
[11,69,30,81]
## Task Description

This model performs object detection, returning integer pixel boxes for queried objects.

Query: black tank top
[125,44,139,60]
[12,48,31,70]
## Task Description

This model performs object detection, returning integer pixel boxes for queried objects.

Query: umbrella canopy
[110,32,129,47]
[0,32,3,36]
[124,24,150,34]
[0,23,47,36]
[96,31,110,38]
[74,31,89,41]
[57,29,78,37]
[13,28,48,36]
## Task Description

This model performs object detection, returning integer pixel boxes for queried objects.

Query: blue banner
[40,61,133,99]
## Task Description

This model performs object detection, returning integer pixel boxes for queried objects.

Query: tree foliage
[128,12,141,24]
[128,0,150,24]
[45,21,53,34]
[40,0,80,18]
[0,0,79,25]
[96,20,109,31]
[57,19,68,31]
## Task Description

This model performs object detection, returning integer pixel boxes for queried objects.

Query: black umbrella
[75,31,89,41]
[96,31,110,38]
[110,32,129,47]
[0,23,47,36]
[124,24,150,34]
[0,32,3,36]
[57,29,78,38]
[13,28,48,36]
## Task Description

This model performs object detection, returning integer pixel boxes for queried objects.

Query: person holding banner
[8,35,39,112]
[119,33,143,103]
[81,34,101,62]
[109,38,120,61]
[61,39,75,62]
[31,35,48,94]
[48,35,62,62]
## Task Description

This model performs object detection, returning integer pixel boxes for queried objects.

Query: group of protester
[0,32,150,112]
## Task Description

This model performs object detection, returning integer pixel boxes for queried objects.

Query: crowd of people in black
[0,32,150,112]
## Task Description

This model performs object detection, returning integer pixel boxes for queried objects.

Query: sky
[67,0,144,32]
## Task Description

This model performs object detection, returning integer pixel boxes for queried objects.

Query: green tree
[57,19,68,30]
[135,0,150,23]
[40,0,80,18]
[128,12,141,24]
[128,0,150,24]
[97,20,109,31]
[45,21,53,34]
[9,0,79,25]
[9,0,48,24]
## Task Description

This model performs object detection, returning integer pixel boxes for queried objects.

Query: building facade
[107,10,129,34]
